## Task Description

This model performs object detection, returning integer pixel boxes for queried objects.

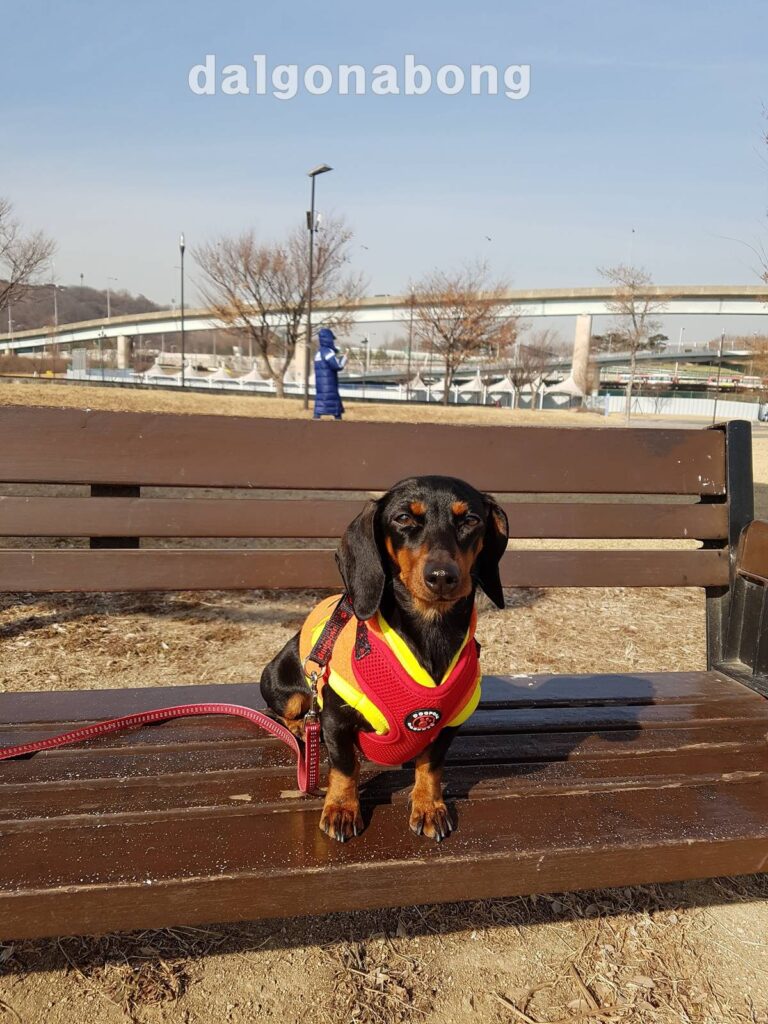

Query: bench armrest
[736,521,768,585]
[720,521,768,695]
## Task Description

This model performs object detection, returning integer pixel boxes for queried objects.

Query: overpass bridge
[349,344,754,387]
[2,284,767,356]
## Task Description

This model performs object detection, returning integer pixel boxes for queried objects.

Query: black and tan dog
[260,475,508,842]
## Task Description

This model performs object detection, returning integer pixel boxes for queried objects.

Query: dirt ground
[1,382,767,1024]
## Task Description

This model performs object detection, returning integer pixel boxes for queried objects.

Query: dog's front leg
[319,689,364,842]
[409,728,456,842]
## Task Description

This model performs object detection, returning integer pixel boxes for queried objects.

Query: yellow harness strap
[299,595,481,735]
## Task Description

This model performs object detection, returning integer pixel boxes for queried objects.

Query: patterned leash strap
[302,592,356,709]
[0,701,322,795]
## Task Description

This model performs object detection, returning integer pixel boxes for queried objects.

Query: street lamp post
[98,328,106,380]
[361,335,369,400]
[51,280,66,364]
[406,292,415,401]
[106,277,118,319]
[179,234,186,389]
[303,163,333,410]
[712,329,726,425]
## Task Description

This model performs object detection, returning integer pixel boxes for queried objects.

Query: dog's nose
[424,561,460,596]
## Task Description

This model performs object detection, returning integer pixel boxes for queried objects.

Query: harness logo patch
[405,708,442,733]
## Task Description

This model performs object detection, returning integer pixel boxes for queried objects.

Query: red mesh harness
[351,617,480,765]
[303,595,480,767]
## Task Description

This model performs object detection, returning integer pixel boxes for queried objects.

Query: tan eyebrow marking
[410,501,426,515]
[451,501,469,516]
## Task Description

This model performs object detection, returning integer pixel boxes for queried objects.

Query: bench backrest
[0,406,753,601]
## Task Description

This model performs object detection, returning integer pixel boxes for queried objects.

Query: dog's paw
[319,800,364,843]
[409,798,454,842]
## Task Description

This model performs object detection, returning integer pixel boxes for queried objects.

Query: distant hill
[2,281,164,332]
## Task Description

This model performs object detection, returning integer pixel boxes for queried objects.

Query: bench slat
[0,671,752,725]
[0,407,726,494]
[0,496,729,539]
[2,747,766,820]
[2,698,765,748]
[0,735,764,789]
[1,777,766,939]
[0,547,729,591]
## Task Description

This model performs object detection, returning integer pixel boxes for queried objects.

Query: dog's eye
[393,513,417,527]
[463,513,482,528]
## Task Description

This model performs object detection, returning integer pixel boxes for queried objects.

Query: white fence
[602,393,762,421]
[62,369,766,421]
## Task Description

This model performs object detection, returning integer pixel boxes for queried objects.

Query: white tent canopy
[521,374,548,394]
[545,374,584,396]
[406,372,427,391]
[207,365,235,383]
[144,362,169,378]
[458,371,485,394]
[487,374,517,394]
[238,365,265,385]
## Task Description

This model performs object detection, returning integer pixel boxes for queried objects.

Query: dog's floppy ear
[335,499,385,620]
[474,495,509,609]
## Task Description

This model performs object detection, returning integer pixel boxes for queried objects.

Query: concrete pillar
[572,314,593,395]
[116,335,133,370]
[292,337,314,386]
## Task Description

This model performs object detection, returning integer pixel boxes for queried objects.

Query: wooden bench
[1,405,766,940]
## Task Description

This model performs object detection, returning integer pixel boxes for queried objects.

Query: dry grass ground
[0,377,600,425]
[1,381,767,1024]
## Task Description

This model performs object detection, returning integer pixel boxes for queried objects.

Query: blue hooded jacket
[313,328,347,417]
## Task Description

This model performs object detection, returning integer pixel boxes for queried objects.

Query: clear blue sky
[2,0,767,316]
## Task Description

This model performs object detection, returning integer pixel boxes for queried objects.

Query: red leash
[0,596,358,793]
[0,703,322,794]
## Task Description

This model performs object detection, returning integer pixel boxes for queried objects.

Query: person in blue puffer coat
[313,328,348,420]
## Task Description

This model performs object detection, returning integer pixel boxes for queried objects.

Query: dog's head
[336,475,509,621]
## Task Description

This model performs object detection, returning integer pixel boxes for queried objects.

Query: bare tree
[0,198,56,316]
[506,328,559,408]
[598,263,668,423]
[409,262,520,404]
[729,332,768,380]
[194,217,364,396]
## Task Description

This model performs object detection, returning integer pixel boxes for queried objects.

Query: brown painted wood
[88,484,140,550]
[1,669,766,939]
[1,777,766,939]
[0,496,728,540]
[3,719,766,770]
[2,734,765,791]
[503,502,727,540]
[0,547,728,592]
[3,746,766,821]
[0,671,754,726]
[0,406,726,493]
[738,520,768,584]
[3,700,765,751]
[0,496,366,539]
[0,410,755,941]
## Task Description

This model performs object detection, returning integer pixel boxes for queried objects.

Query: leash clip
[302,657,322,716]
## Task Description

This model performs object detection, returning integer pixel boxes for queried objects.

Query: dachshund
[260,475,509,842]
